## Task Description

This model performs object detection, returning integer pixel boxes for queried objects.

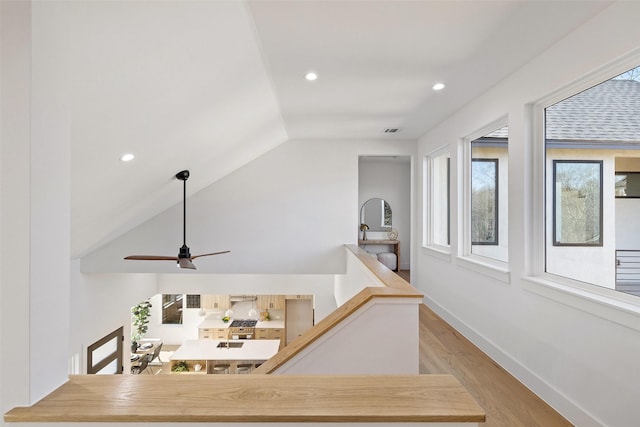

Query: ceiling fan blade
[124,255,178,261]
[125,171,229,271]
[191,250,231,260]
[178,258,196,269]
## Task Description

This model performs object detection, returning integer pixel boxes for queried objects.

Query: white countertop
[256,319,284,328]
[198,318,231,329]
[171,339,281,361]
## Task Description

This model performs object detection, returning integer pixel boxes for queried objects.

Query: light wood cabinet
[201,295,230,310]
[199,328,213,340]
[256,295,285,310]
[269,328,285,348]
[255,328,269,340]
[198,328,228,340]
[285,294,313,300]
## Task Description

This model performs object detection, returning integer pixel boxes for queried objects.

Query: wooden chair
[146,342,163,374]
[131,354,151,375]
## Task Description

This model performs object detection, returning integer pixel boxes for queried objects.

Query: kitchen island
[170,339,281,374]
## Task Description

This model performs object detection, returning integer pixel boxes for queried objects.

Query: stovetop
[230,319,257,328]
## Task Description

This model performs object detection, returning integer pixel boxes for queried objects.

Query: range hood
[229,295,257,302]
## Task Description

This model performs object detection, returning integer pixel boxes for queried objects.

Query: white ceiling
[51,0,610,258]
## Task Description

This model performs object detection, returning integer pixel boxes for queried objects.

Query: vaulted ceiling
[53,0,610,258]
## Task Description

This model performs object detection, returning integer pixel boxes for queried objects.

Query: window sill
[523,275,640,333]
[456,255,510,284]
[422,245,452,263]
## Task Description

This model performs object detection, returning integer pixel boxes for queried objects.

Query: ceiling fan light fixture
[178,257,196,270]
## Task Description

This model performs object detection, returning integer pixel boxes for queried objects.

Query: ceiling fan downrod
[175,170,191,260]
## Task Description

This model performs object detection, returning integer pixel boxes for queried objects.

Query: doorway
[358,155,411,275]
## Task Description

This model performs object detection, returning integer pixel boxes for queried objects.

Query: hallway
[419,304,572,426]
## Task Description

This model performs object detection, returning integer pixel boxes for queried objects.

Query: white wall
[615,199,640,249]
[359,157,411,270]
[416,3,640,426]
[1,0,33,415]
[274,299,419,375]
[334,248,384,307]
[69,262,158,373]
[1,0,73,414]
[81,139,415,274]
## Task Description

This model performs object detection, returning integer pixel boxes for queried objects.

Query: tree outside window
[553,161,602,246]
[471,159,498,245]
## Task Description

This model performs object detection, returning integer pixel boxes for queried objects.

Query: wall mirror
[360,198,392,231]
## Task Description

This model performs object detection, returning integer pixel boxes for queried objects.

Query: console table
[358,239,400,271]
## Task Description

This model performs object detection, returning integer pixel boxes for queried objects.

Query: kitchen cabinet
[285,294,313,300]
[199,328,213,340]
[255,328,269,340]
[256,295,285,310]
[169,340,281,375]
[269,328,284,348]
[201,295,230,310]
[198,328,228,340]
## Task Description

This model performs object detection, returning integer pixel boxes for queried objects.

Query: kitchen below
[132,293,314,375]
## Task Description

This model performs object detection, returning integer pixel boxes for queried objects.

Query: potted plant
[131,300,152,352]
[171,361,189,373]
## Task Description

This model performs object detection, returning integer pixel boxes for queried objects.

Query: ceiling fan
[124,170,230,269]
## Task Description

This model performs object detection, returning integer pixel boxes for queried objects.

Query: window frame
[551,160,603,247]
[471,158,499,246]
[458,116,510,282]
[424,145,451,258]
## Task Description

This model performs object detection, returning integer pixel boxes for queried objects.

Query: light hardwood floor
[419,304,572,426]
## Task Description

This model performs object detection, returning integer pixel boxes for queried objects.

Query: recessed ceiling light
[432,82,445,91]
[120,153,135,162]
[305,71,318,81]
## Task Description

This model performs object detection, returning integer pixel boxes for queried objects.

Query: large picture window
[471,159,498,245]
[552,160,603,246]
[544,64,640,299]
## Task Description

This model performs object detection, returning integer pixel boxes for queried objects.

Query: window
[162,294,183,324]
[544,64,640,299]
[471,159,498,245]
[425,148,450,249]
[552,161,602,246]
[465,123,508,264]
[186,294,201,309]
[615,172,640,197]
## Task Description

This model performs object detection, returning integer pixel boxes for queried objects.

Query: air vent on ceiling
[383,128,400,133]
